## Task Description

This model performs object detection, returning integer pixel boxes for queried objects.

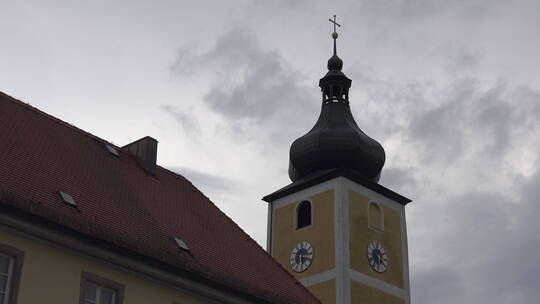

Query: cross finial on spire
[328,14,341,39]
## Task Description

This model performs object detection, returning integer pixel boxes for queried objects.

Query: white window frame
[368,201,385,232]
[294,199,314,231]
[0,243,23,304]
[0,253,14,304]
[80,272,124,304]
[83,281,117,304]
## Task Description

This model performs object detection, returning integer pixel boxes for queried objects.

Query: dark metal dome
[288,36,386,182]
[327,54,343,71]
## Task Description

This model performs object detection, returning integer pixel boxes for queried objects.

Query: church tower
[263,16,412,304]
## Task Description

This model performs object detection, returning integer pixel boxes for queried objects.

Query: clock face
[290,241,314,273]
[367,241,388,273]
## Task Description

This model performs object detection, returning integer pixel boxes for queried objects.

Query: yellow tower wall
[350,280,404,304]
[307,279,336,304]
[272,189,335,279]
[348,189,404,288]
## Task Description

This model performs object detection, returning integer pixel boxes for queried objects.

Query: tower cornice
[263,168,412,205]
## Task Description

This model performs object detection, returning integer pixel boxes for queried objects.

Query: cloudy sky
[2,0,540,303]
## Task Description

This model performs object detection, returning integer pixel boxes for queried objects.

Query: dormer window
[296,200,312,230]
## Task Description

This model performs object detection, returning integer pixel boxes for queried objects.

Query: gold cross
[328,14,341,34]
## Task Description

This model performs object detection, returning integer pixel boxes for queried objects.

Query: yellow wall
[0,229,210,304]
[350,280,404,304]
[306,280,335,304]
[272,189,335,279]
[349,190,404,288]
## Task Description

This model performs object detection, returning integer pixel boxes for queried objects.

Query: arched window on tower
[296,200,312,230]
[368,202,384,231]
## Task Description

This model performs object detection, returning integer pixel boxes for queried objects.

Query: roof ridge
[0,91,120,148]
[0,92,211,198]
[155,165,192,183]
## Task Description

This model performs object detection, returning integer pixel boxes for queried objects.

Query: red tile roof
[0,92,320,304]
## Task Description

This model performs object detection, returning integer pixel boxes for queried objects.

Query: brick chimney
[123,136,158,176]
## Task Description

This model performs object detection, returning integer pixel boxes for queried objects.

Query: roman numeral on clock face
[290,241,314,273]
[366,241,388,273]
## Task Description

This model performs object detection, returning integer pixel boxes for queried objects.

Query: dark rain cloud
[412,267,466,303]
[410,168,540,304]
[162,105,201,137]
[364,65,540,303]
[170,166,241,198]
[340,54,540,303]
[171,28,320,147]
[409,81,540,165]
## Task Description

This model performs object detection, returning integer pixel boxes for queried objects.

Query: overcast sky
[2,1,540,303]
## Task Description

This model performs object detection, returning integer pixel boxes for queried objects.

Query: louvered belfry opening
[296,200,312,229]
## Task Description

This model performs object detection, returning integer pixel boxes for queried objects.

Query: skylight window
[105,144,120,157]
[59,191,77,207]
[172,236,189,251]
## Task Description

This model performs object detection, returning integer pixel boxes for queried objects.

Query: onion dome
[288,30,386,182]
